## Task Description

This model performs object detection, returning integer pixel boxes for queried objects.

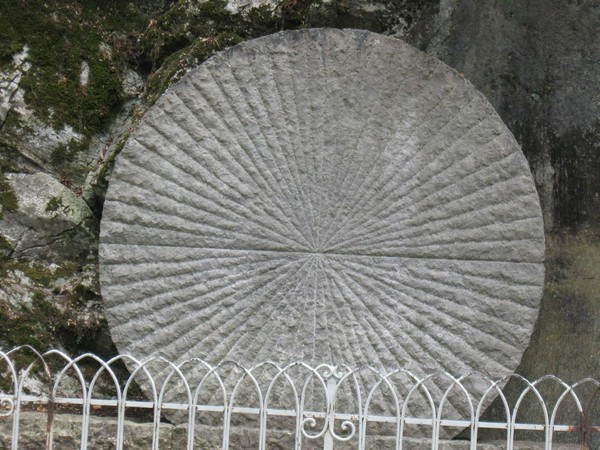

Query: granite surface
[99,29,544,382]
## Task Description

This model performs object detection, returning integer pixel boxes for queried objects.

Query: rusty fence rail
[1,346,599,449]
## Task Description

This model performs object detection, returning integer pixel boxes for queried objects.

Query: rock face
[409,0,600,232]
[99,29,544,380]
[1,172,94,261]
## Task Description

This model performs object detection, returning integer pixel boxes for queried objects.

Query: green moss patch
[0,260,105,352]
[45,196,69,215]
[78,0,164,35]
[0,173,19,219]
[0,260,77,286]
[0,0,125,136]
[0,292,105,351]
[138,0,327,73]
[49,137,91,184]
[0,173,16,257]
[139,0,240,71]
[0,234,14,255]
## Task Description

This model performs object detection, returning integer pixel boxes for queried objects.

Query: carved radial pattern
[100,29,544,378]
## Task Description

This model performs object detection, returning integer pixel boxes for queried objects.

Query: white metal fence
[1,346,598,449]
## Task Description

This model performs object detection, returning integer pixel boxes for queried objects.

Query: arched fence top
[0,347,598,450]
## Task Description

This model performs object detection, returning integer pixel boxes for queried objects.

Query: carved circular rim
[99,29,544,380]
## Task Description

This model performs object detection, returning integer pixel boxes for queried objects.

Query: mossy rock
[145,31,245,104]
[0,172,19,218]
[0,259,107,353]
[0,0,176,141]
[0,172,96,262]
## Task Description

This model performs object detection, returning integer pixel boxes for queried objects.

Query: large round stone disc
[99,29,544,378]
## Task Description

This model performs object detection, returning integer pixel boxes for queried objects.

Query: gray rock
[0,44,85,175]
[122,69,144,97]
[0,47,90,181]
[407,0,600,231]
[99,28,544,410]
[225,0,277,13]
[79,61,90,87]
[1,172,95,261]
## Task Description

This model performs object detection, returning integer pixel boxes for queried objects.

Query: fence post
[323,375,337,450]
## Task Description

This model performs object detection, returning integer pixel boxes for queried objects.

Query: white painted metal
[0,346,595,449]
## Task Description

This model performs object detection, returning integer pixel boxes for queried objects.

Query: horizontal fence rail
[1,346,599,449]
